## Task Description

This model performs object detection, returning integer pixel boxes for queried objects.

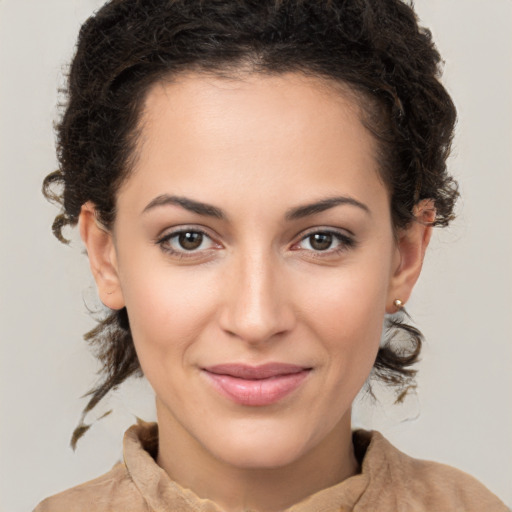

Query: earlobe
[386,200,435,314]
[79,202,125,310]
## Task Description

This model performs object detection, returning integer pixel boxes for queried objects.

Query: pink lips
[202,363,311,406]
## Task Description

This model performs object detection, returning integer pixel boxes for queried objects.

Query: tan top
[34,420,508,512]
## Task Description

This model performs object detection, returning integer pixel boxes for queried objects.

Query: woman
[29,0,508,510]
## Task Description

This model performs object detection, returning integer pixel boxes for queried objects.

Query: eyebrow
[142,194,226,219]
[142,194,370,221]
[285,196,370,220]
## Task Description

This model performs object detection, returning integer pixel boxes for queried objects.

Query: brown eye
[157,229,216,255]
[294,230,355,255]
[309,233,333,251]
[178,231,204,250]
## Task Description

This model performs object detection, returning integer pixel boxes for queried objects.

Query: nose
[218,250,296,345]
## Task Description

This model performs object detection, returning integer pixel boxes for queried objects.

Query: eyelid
[155,222,211,239]
[155,222,224,242]
[154,225,356,260]
[291,227,357,254]
[155,225,222,257]
[296,225,355,239]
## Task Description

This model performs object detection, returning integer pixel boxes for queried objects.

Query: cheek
[296,253,392,382]
[301,261,389,338]
[118,255,220,363]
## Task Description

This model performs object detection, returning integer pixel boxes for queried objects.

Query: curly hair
[43,0,458,446]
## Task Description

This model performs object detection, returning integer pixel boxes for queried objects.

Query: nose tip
[223,299,289,345]
[218,258,295,345]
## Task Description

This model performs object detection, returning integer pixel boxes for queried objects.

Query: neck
[156,403,359,512]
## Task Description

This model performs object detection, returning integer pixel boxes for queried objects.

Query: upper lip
[203,363,310,380]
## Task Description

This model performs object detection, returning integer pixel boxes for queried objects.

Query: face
[83,72,427,470]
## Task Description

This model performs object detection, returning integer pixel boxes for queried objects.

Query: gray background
[1,0,511,510]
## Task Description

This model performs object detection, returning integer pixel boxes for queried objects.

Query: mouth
[201,363,312,406]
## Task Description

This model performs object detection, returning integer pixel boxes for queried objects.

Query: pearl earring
[393,299,404,311]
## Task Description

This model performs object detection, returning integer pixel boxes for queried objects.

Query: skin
[80,72,433,512]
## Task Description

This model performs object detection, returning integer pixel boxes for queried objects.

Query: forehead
[139,71,367,150]
[119,71,388,217]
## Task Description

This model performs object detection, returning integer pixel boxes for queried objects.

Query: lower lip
[203,370,311,406]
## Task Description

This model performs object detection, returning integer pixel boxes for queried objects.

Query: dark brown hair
[43,0,458,445]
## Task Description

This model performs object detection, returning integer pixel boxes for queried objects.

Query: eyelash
[156,227,218,259]
[292,229,356,257]
[155,227,356,259]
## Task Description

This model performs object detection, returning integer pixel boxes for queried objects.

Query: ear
[386,200,435,314]
[79,202,125,310]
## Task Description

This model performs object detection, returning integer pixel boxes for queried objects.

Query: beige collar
[122,420,382,512]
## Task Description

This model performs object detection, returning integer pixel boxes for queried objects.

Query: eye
[175,231,206,251]
[156,228,218,256]
[303,232,336,251]
[294,230,355,254]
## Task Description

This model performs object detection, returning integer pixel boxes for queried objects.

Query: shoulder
[32,421,166,512]
[33,462,149,512]
[354,430,509,512]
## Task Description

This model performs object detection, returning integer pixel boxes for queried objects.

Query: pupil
[311,233,332,251]
[179,232,203,250]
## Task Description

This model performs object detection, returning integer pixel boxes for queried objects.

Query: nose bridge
[220,245,292,344]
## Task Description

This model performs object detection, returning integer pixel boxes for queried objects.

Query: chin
[202,420,316,470]
[214,441,306,470]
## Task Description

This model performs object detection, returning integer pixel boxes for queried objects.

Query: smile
[202,363,312,406]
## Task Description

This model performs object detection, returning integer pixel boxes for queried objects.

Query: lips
[202,363,311,406]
